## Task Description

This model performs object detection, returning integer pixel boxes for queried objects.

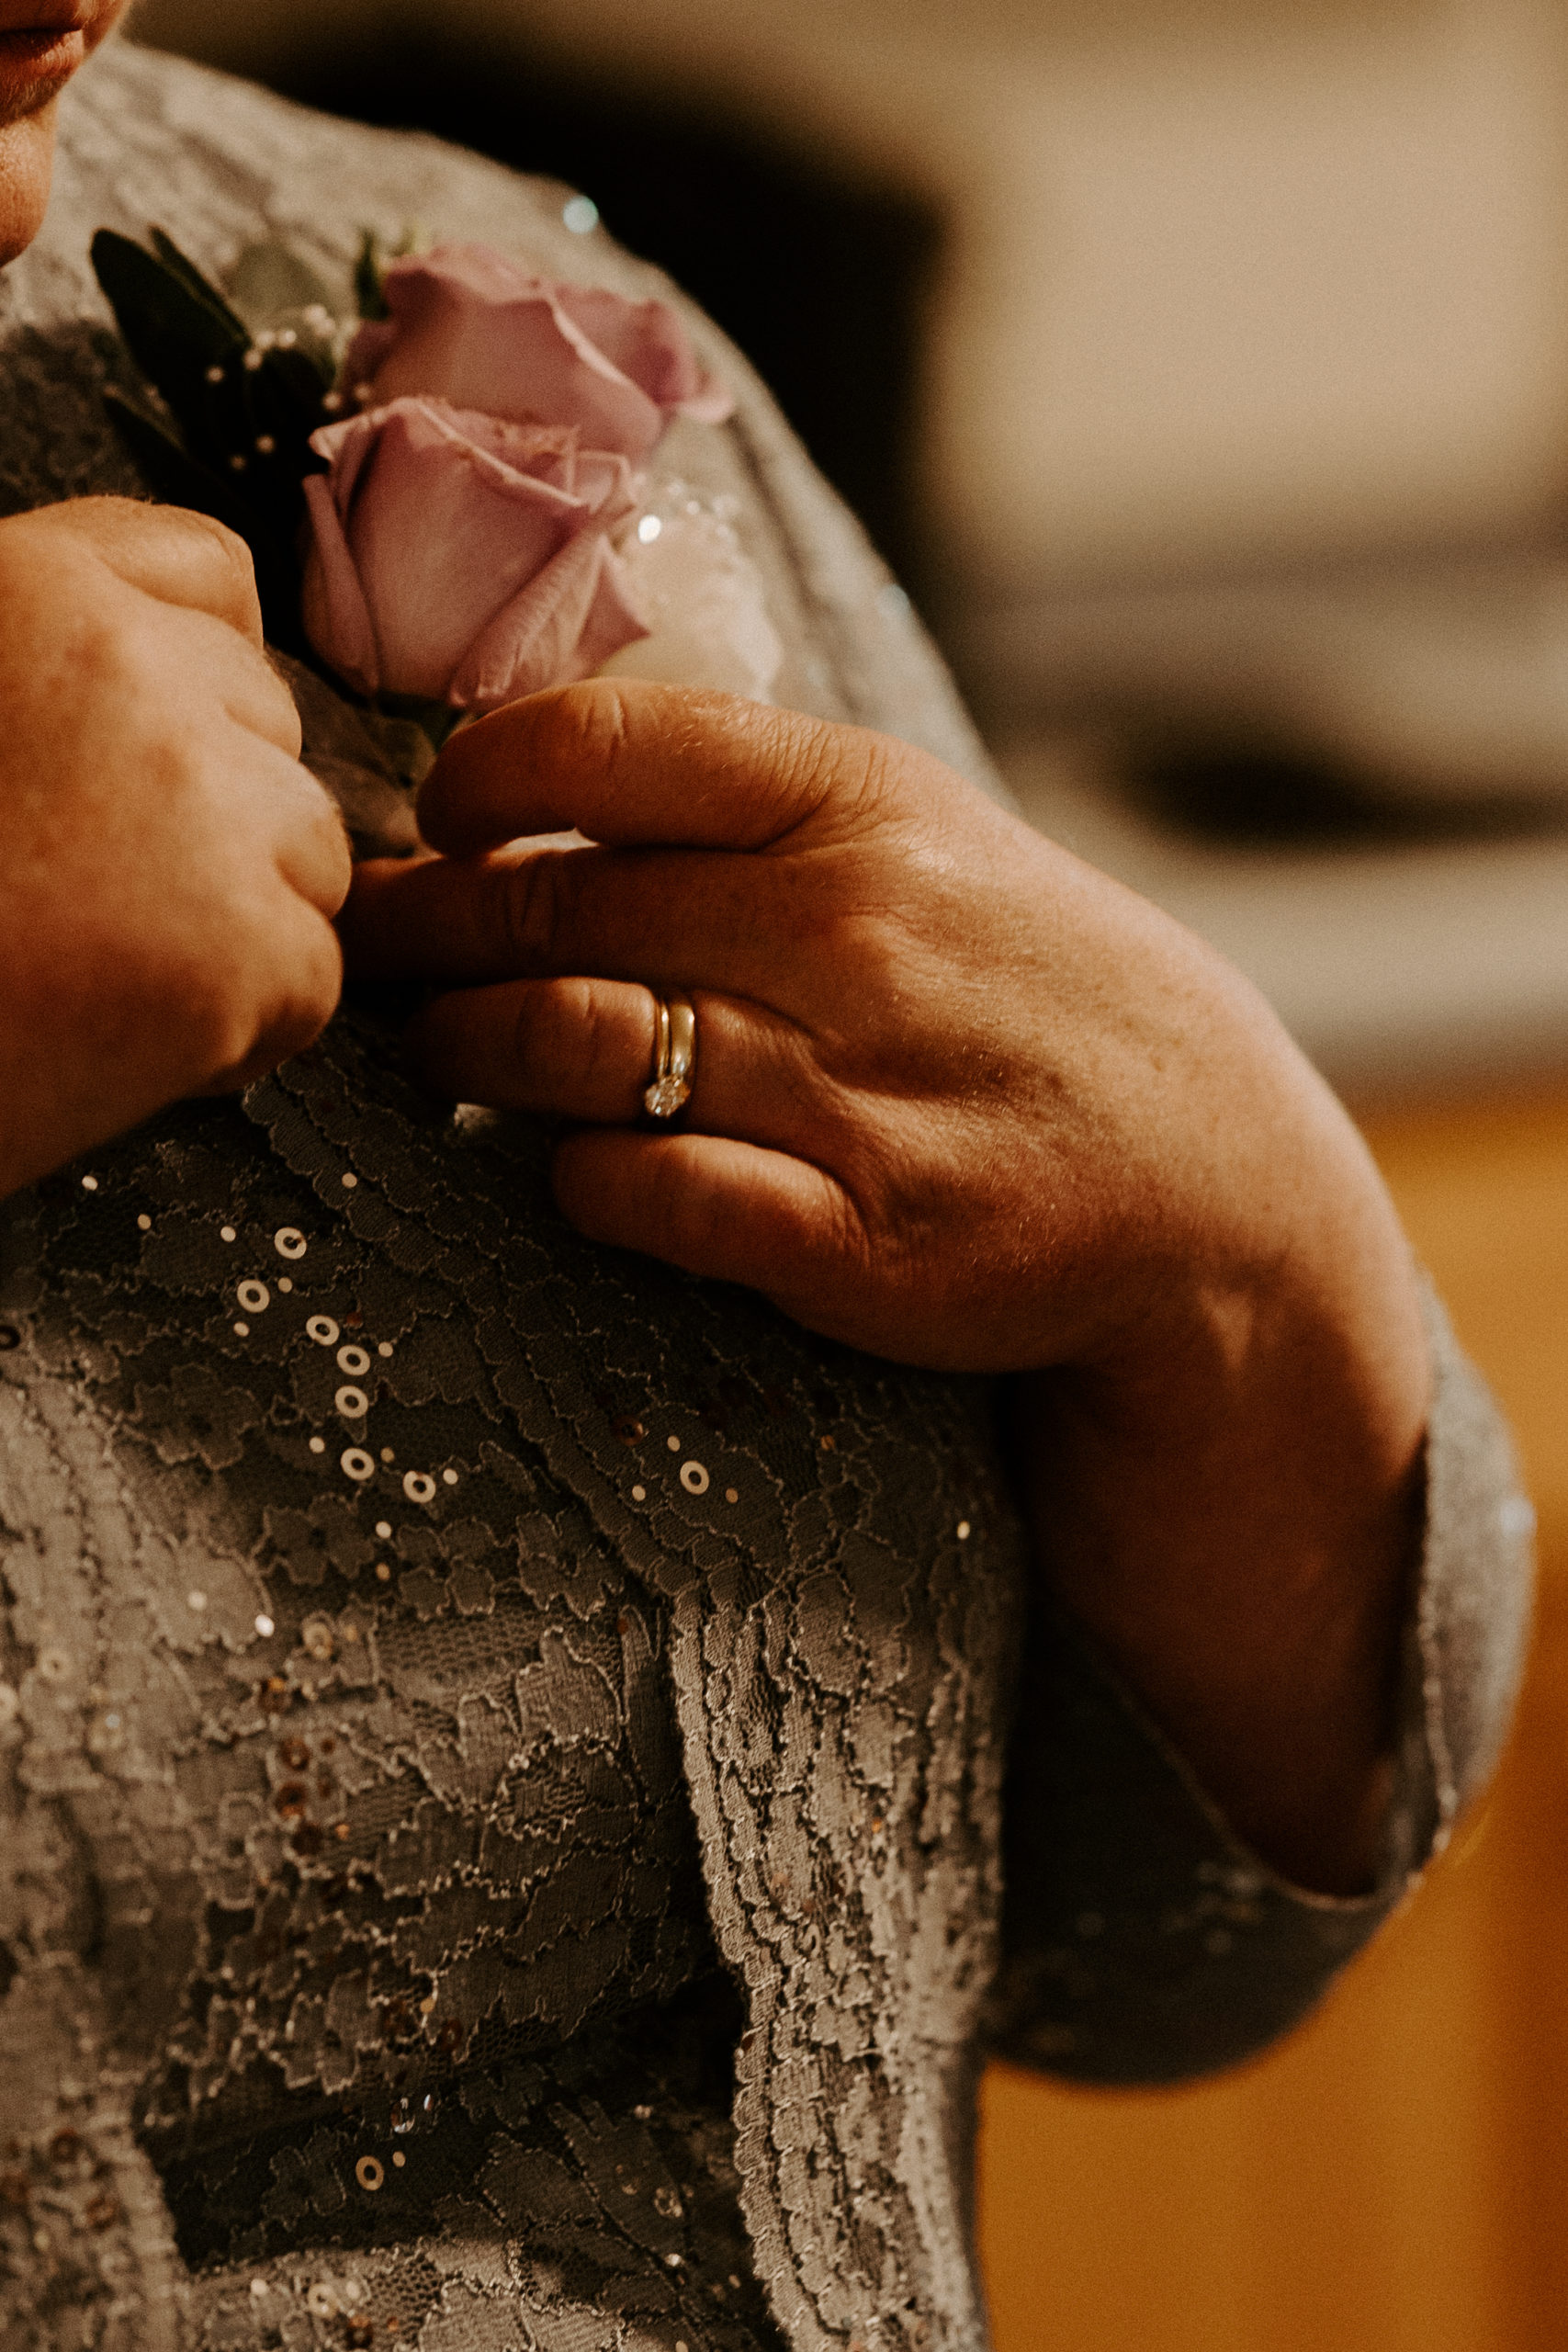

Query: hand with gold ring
[342,678,1430,1894]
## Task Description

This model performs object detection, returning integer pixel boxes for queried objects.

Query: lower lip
[0,27,85,96]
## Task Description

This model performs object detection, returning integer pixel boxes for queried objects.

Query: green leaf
[92,229,247,403]
[95,227,335,497]
[147,228,252,341]
[354,220,432,321]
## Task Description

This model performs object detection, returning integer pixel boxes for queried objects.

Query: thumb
[418,677,888,857]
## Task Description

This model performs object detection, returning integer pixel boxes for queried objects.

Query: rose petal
[302,389,657,711]
[552,285,728,416]
[342,316,399,392]
[310,404,382,515]
[673,375,738,425]
[571,447,643,526]
[573,542,655,680]
[442,413,581,489]
[300,470,381,697]
[450,530,650,713]
[367,250,666,459]
[371,430,583,695]
[304,398,599,698]
[345,246,733,456]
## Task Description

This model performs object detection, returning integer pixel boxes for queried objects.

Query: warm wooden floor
[976,1089,1568,2352]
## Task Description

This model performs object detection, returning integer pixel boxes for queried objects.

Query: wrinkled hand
[344,681,1431,1890]
[344,680,1406,1374]
[0,497,351,1195]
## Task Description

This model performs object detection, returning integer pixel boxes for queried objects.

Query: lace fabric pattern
[0,1003,1025,2352]
[0,42,1033,2350]
[0,35,1536,2352]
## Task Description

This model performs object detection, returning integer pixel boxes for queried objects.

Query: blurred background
[126,1,1568,2344]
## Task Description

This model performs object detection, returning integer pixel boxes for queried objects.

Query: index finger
[419,679,891,857]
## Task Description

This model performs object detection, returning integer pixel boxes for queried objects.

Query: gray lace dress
[0,40,1535,2352]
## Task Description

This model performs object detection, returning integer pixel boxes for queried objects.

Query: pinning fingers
[339,834,778,994]
[419,679,870,856]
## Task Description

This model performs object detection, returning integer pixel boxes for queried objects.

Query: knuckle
[539,678,632,779]
[53,603,143,699]
[183,513,263,624]
[522,976,572,1067]
[119,500,261,627]
[819,1170,874,1275]
[150,499,254,577]
[254,959,343,1078]
[173,505,248,564]
[807,724,899,824]
[575,982,636,1093]
[68,494,151,529]
[492,852,565,972]
[280,924,344,1047]
[251,651,307,755]
[720,703,910,843]
[807,1139,881,1275]
[520,978,630,1102]
[175,956,263,1083]
[24,494,142,548]
[187,902,342,1082]
[299,793,354,911]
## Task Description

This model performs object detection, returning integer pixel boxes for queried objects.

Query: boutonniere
[92,227,782,758]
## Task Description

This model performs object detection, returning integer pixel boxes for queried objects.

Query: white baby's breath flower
[600,497,784,704]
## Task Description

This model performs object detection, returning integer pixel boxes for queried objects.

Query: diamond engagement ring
[644,993,696,1121]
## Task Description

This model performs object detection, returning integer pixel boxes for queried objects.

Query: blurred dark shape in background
[1132,743,1539,846]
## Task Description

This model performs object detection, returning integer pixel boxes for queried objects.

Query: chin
[0,103,59,266]
[0,1,128,265]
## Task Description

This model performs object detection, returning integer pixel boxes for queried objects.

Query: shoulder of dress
[34,38,1004,792]
[54,39,612,285]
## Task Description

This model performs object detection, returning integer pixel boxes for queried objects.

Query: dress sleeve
[987,1284,1535,2086]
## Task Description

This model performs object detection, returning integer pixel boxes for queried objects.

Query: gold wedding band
[644,992,696,1121]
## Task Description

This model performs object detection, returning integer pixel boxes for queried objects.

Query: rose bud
[344,243,733,462]
[300,398,650,711]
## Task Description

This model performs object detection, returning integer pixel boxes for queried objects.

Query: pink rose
[300,398,650,712]
[345,243,734,463]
